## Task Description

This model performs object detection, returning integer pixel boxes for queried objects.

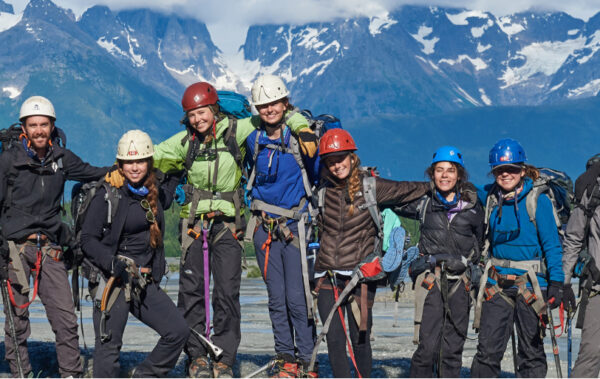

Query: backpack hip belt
[473,258,546,329]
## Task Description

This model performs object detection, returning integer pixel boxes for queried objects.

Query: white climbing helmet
[19,96,56,121]
[116,129,154,160]
[251,74,290,106]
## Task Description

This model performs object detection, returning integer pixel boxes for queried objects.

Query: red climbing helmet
[319,129,357,156]
[181,82,219,112]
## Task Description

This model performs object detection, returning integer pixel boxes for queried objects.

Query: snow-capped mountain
[241,6,600,118]
[0,0,599,182]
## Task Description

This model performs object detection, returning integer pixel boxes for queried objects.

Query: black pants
[471,287,547,378]
[317,278,375,378]
[92,281,189,377]
[178,222,242,366]
[410,279,470,378]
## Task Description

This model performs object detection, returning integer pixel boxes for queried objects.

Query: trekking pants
[92,281,189,377]
[254,221,316,362]
[178,221,242,366]
[571,294,600,377]
[410,278,470,378]
[316,278,376,378]
[3,242,82,377]
[471,287,547,378]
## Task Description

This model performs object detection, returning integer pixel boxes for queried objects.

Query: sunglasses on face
[140,199,156,224]
[492,165,523,176]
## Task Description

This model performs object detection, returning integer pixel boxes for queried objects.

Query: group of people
[0,72,599,379]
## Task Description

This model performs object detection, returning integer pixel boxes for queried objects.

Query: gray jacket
[563,177,600,287]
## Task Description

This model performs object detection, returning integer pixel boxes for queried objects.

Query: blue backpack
[300,110,342,138]
[217,91,252,119]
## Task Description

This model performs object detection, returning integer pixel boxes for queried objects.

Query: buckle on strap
[485,286,497,301]
[522,289,537,305]
[421,274,435,290]
[45,247,63,262]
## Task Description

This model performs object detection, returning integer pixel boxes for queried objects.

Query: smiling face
[21,115,54,154]
[256,99,288,126]
[187,106,215,135]
[493,164,525,192]
[120,159,149,185]
[433,161,459,196]
[325,153,352,180]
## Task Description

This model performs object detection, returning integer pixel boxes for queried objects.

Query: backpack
[300,110,342,138]
[0,123,67,153]
[484,167,574,236]
[70,180,121,283]
[217,90,252,119]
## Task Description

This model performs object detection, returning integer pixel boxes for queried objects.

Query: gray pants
[572,294,600,377]
[3,243,82,377]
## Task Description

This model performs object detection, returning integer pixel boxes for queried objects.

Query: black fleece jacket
[80,171,178,282]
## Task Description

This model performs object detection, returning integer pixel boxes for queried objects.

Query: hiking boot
[297,360,318,378]
[274,363,298,378]
[269,353,297,378]
[212,362,233,378]
[189,356,212,378]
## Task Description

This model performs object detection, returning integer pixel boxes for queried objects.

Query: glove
[111,258,128,282]
[563,283,576,312]
[547,281,564,309]
[297,128,318,158]
[105,165,125,188]
[575,162,600,202]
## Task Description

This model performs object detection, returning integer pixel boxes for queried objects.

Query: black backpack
[0,123,67,153]
[69,180,121,299]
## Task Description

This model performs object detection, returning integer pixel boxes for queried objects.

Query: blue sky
[6,0,600,54]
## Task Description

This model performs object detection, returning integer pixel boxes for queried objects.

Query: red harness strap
[331,278,362,379]
[7,249,42,309]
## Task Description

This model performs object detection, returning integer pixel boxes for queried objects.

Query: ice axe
[99,276,116,343]
[244,359,276,378]
[189,327,223,359]
[547,299,563,378]
[1,279,24,377]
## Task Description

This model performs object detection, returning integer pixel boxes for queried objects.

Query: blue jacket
[246,126,320,216]
[478,177,564,287]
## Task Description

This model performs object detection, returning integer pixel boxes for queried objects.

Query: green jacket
[154,111,309,219]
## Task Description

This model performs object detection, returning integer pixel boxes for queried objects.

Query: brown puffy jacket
[315,172,429,272]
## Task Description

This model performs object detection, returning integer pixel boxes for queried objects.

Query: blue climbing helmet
[489,138,527,168]
[432,145,464,167]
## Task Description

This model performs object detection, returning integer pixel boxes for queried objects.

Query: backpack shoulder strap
[101,181,121,225]
[362,175,382,236]
[416,195,430,226]
[223,117,244,172]
[245,131,262,192]
[182,130,200,173]
[288,133,315,199]
[526,179,562,232]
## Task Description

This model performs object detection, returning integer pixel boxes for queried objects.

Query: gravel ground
[0,266,581,378]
